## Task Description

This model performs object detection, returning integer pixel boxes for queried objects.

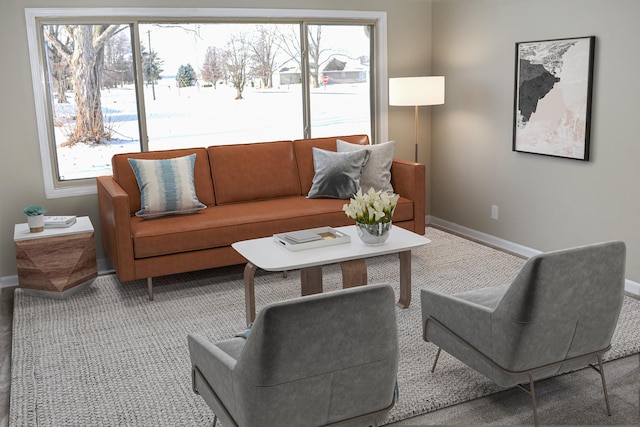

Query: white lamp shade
[389,76,445,106]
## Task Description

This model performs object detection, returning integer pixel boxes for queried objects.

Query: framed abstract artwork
[513,36,595,161]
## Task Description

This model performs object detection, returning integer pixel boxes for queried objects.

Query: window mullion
[131,22,149,152]
[369,24,377,144]
[300,21,311,139]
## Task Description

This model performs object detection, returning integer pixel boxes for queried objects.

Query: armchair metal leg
[147,277,153,301]
[590,353,612,416]
[528,373,539,427]
[431,347,441,373]
[516,372,539,427]
[322,398,395,426]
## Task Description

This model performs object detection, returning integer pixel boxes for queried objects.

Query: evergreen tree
[142,49,164,85]
[176,63,196,87]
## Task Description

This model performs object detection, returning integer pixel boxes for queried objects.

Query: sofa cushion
[337,139,395,193]
[112,148,215,216]
[128,154,207,218]
[129,196,414,259]
[307,148,370,199]
[208,141,302,205]
[293,135,370,195]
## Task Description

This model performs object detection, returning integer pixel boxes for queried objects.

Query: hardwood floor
[0,286,14,427]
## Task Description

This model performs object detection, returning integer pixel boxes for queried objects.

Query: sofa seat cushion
[130,196,414,259]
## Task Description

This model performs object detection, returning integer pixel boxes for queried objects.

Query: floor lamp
[389,76,445,162]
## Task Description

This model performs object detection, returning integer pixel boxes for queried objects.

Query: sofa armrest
[391,159,425,234]
[96,175,136,282]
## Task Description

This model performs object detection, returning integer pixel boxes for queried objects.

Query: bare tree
[46,25,71,104]
[223,32,251,100]
[276,25,329,88]
[45,24,124,144]
[307,25,328,89]
[103,31,135,88]
[250,25,279,89]
[201,46,223,88]
[275,26,302,81]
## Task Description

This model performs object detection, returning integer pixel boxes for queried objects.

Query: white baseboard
[0,275,18,289]
[428,215,640,298]
[625,280,640,298]
[428,216,542,258]
[97,258,114,275]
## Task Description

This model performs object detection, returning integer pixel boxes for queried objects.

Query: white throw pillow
[307,148,371,199]
[128,154,206,219]
[337,139,395,193]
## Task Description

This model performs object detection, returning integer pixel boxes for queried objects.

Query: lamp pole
[414,105,419,162]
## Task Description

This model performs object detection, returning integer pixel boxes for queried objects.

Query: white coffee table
[232,225,430,324]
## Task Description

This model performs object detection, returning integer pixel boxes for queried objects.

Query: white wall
[431,0,640,281]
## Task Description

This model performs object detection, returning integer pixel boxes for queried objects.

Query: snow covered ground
[54,82,370,180]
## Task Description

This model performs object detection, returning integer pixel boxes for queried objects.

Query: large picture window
[141,22,305,151]
[41,23,141,181]
[26,9,388,198]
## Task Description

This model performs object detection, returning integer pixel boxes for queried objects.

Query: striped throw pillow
[128,154,206,219]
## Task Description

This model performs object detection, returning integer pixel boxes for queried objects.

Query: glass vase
[356,221,392,246]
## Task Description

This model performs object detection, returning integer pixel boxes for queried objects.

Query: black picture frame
[513,36,595,161]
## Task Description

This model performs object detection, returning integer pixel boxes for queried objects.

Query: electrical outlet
[491,205,499,220]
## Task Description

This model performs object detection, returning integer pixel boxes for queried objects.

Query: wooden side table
[14,216,97,298]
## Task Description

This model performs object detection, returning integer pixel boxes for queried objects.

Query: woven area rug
[10,228,640,426]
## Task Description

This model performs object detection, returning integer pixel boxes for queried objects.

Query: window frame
[25,8,389,199]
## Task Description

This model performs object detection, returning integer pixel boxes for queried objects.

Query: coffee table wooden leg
[398,250,412,308]
[300,266,323,295]
[244,262,258,325]
[341,259,368,288]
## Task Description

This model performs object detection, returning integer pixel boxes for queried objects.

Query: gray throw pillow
[307,148,371,199]
[337,139,395,193]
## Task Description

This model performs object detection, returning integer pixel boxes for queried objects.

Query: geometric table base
[20,278,95,299]
[15,231,97,296]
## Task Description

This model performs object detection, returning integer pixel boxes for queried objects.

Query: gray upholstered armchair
[421,241,626,426]
[189,284,399,427]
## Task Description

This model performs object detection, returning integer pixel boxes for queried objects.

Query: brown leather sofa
[96,135,425,299]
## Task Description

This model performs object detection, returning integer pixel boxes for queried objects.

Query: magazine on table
[43,215,77,228]
[273,227,351,251]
